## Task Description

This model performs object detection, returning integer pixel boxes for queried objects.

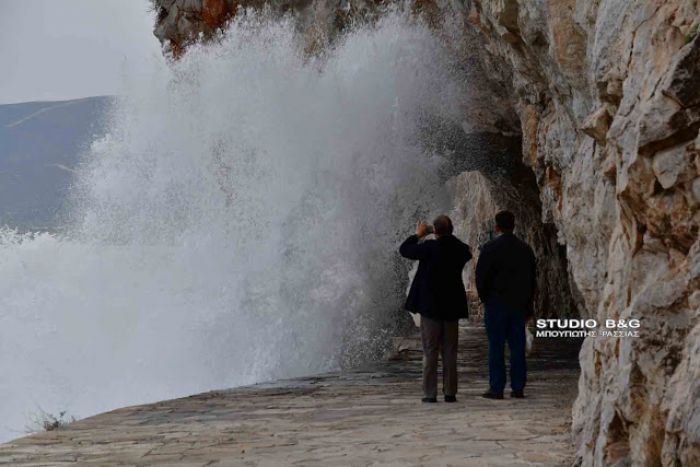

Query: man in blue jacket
[475,210,537,399]
[399,215,472,403]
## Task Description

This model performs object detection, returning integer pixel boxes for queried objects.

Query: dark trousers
[420,316,458,398]
[484,300,527,393]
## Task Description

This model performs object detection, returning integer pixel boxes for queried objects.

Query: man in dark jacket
[475,210,536,399]
[399,215,472,403]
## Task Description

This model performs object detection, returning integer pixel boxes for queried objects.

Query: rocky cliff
[151,0,699,465]
[458,2,700,466]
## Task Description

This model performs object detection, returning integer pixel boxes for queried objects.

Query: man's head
[494,210,515,234]
[432,215,454,237]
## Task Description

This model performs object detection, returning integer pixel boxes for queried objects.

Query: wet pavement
[0,326,582,466]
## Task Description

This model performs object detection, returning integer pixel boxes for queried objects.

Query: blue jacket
[399,234,472,321]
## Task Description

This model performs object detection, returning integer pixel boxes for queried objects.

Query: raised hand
[415,221,431,238]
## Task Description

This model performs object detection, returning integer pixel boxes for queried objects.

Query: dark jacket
[399,234,472,321]
[475,233,537,312]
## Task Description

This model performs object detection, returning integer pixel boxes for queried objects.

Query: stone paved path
[0,326,582,466]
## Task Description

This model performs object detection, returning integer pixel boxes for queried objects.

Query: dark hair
[432,215,453,236]
[495,210,515,232]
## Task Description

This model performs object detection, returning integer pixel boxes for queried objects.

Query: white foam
[0,13,467,441]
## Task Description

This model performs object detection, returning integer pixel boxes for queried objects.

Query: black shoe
[481,391,504,400]
[444,395,457,403]
[510,390,525,399]
[422,397,437,403]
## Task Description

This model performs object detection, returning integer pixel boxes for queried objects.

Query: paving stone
[0,327,581,466]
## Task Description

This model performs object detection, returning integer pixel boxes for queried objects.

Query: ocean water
[0,13,467,441]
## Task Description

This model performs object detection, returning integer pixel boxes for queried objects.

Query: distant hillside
[0,96,112,230]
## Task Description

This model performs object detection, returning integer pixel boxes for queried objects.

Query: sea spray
[0,13,468,440]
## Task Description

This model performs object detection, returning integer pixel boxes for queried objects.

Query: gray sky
[0,0,161,104]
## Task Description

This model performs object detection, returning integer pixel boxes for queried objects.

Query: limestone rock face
[151,0,381,56]
[151,0,699,464]
[460,2,699,465]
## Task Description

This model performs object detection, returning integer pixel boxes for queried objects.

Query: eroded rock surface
[150,0,699,464]
[459,2,700,465]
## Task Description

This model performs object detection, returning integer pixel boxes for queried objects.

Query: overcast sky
[0,0,162,104]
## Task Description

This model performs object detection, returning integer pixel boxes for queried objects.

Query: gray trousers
[420,316,458,398]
